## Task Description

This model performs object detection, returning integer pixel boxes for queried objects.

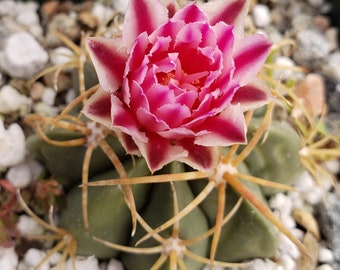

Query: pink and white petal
[212,22,234,69]
[156,103,191,128]
[116,132,140,155]
[201,0,249,37]
[82,87,112,129]
[159,127,196,140]
[172,2,209,23]
[179,139,219,172]
[194,104,247,146]
[136,107,169,133]
[123,0,169,51]
[231,79,271,111]
[87,37,128,92]
[134,133,188,172]
[232,34,271,86]
[111,95,148,143]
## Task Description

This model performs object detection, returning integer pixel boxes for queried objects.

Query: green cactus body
[121,163,209,270]
[59,159,151,259]
[244,119,303,195]
[26,131,126,185]
[190,163,278,262]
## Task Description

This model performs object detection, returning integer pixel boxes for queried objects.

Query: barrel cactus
[20,0,327,269]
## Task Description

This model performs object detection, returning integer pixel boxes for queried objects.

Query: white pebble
[294,170,315,192]
[92,2,115,23]
[0,85,32,114]
[303,185,323,205]
[33,102,59,117]
[16,215,44,236]
[252,4,271,27]
[0,120,26,169]
[65,256,100,270]
[107,258,124,270]
[24,248,49,270]
[6,162,32,188]
[324,160,340,175]
[0,0,16,16]
[111,0,129,13]
[0,32,48,79]
[0,247,18,270]
[50,47,74,66]
[42,87,57,106]
[279,253,296,270]
[317,265,334,270]
[319,247,335,263]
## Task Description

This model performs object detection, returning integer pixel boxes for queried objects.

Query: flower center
[157,71,176,86]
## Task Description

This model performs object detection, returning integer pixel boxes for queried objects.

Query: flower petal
[134,133,188,172]
[82,87,112,128]
[201,0,249,37]
[179,139,219,171]
[123,0,169,51]
[172,2,209,23]
[232,34,271,86]
[87,37,128,92]
[194,104,246,146]
[232,79,271,111]
[111,95,148,143]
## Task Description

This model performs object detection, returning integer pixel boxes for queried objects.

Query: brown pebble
[295,73,326,116]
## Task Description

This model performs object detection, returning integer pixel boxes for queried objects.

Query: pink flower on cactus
[83,0,271,172]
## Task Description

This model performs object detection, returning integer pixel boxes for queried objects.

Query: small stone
[0,120,26,169]
[0,85,32,114]
[293,29,332,70]
[317,265,334,270]
[252,4,271,28]
[92,2,115,23]
[30,82,45,101]
[0,32,48,79]
[316,193,340,261]
[0,247,18,270]
[41,87,57,106]
[0,0,16,16]
[313,15,331,32]
[6,162,32,189]
[111,0,129,14]
[65,256,99,270]
[15,1,43,37]
[323,51,340,83]
[319,246,335,263]
[106,258,124,270]
[45,13,81,47]
[23,249,49,270]
[50,47,74,66]
[295,73,326,116]
[16,215,44,236]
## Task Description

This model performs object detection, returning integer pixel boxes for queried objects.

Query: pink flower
[83,0,271,172]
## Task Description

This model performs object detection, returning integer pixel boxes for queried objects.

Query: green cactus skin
[190,163,278,262]
[26,130,126,186]
[121,163,209,270]
[58,159,151,259]
[244,119,303,195]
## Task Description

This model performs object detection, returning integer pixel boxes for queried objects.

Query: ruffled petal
[123,0,169,51]
[134,133,188,172]
[232,34,272,86]
[117,132,140,155]
[82,87,112,128]
[201,0,249,37]
[87,37,128,92]
[179,139,219,171]
[231,79,271,111]
[172,2,209,23]
[194,104,246,146]
[111,95,148,143]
